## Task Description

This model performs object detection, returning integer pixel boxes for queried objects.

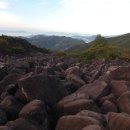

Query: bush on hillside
[79,35,120,63]
[55,50,66,57]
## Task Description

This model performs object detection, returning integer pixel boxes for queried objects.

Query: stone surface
[110,80,130,97]
[101,100,118,113]
[19,100,48,126]
[76,110,105,123]
[118,91,130,114]
[82,125,104,130]
[18,74,67,106]
[106,112,130,130]
[56,115,100,130]
[7,118,43,130]
[0,126,12,130]
[0,96,24,120]
[0,74,21,94]
[77,80,109,100]
[0,109,7,125]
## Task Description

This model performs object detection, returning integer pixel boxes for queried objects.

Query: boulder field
[0,53,130,130]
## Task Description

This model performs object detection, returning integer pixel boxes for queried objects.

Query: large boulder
[77,80,109,100]
[109,66,130,81]
[18,74,68,106]
[58,98,97,114]
[0,66,8,81]
[118,91,130,114]
[0,74,21,94]
[57,93,89,107]
[100,66,130,83]
[101,100,118,114]
[13,61,30,71]
[88,64,104,83]
[56,62,68,70]
[57,93,99,114]
[0,96,24,120]
[56,115,100,130]
[6,118,43,130]
[106,112,130,130]
[0,126,12,130]
[65,66,81,76]
[0,109,8,125]
[65,66,85,87]
[110,80,130,97]
[99,93,116,105]
[15,88,27,102]
[1,84,17,100]
[19,100,48,126]
[76,110,105,123]
[62,81,79,94]
[82,125,104,130]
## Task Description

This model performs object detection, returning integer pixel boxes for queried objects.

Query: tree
[79,35,120,63]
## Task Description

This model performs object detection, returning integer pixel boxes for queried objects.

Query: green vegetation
[67,35,124,63]
[79,35,120,63]
[0,35,49,55]
[55,50,66,57]
[107,33,130,49]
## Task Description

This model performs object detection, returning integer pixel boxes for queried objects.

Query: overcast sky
[0,0,130,35]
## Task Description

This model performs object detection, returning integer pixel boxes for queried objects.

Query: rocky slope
[0,53,130,130]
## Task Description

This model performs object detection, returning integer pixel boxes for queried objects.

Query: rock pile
[0,54,130,130]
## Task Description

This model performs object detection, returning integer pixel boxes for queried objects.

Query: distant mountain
[0,35,49,55]
[26,35,86,51]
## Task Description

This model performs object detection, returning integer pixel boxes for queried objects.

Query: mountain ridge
[26,35,86,51]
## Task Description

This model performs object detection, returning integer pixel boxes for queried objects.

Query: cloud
[0,10,29,29]
[39,0,130,35]
[0,0,9,9]
[0,0,30,30]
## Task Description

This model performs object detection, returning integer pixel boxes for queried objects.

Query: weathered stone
[62,81,79,94]
[19,100,48,126]
[0,96,24,120]
[7,118,43,130]
[65,66,85,87]
[0,126,12,130]
[82,125,104,130]
[0,109,7,125]
[15,88,27,102]
[118,91,130,114]
[101,100,118,114]
[99,93,116,104]
[57,93,99,114]
[18,74,67,106]
[76,110,105,123]
[106,112,130,130]
[0,74,21,94]
[56,115,100,130]
[77,80,109,100]
[110,80,130,97]
[56,62,68,70]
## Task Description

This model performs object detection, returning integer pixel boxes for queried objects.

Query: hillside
[0,35,49,55]
[107,33,130,48]
[67,33,130,54]
[26,35,86,51]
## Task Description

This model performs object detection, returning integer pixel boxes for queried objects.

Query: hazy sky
[0,0,130,35]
